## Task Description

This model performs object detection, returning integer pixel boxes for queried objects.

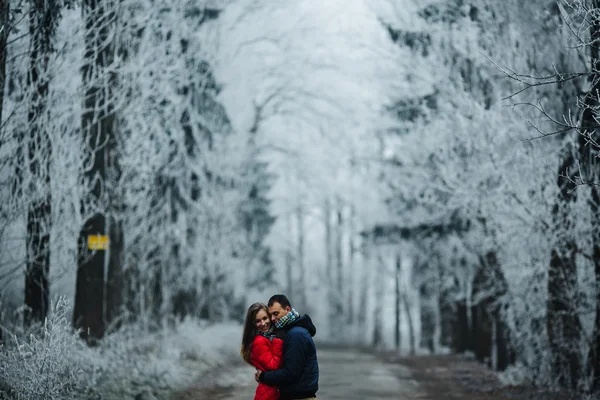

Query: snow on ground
[0,300,244,400]
[93,318,245,399]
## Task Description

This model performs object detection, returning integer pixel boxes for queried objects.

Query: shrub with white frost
[0,297,100,400]
[0,297,243,400]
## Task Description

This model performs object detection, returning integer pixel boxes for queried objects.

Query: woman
[241,302,284,400]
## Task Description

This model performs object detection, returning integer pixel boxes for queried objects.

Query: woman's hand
[255,369,264,382]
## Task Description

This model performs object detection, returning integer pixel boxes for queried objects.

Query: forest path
[172,348,581,400]
[173,347,424,399]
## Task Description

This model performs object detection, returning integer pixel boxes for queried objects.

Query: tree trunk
[372,305,383,349]
[105,6,126,331]
[296,205,306,311]
[471,249,510,370]
[432,255,443,352]
[358,234,371,342]
[495,314,511,371]
[346,205,356,325]
[324,198,332,281]
[105,215,123,330]
[74,213,106,343]
[439,270,455,350]
[123,259,138,323]
[419,279,435,353]
[471,301,492,365]
[547,149,582,389]
[402,290,415,356]
[590,186,600,389]
[335,200,343,297]
[73,0,117,344]
[324,197,337,337]
[286,209,293,297]
[491,316,497,370]
[0,0,8,127]
[151,265,163,324]
[582,2,600,389]
[0,7,7,331]
[372,251,384,349]
[454,300,469,353]
[433,286,442,352]
[417,254,436,353]
[548,246,581,389]
[334,198,343,317]
[24,0,56,325]
[395,254,402,351]
[471,264,491,365]
[11,0,23,203]
[25,201,51,324]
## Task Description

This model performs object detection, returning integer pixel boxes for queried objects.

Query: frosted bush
[0,297,100,400]
[498,362,532,387]
[92,318,243,398]
[0,297,244,400]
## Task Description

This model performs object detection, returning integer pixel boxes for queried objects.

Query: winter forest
[2,0,600,398]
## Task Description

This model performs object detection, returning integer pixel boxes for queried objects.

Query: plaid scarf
[275,308,300,329]
[257,325,275,340]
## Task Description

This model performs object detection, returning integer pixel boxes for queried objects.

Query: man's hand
[255,369,263,383]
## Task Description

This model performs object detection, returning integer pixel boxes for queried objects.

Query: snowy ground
[0,313,246,400]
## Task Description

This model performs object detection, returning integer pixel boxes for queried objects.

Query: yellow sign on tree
[88,235,109,250]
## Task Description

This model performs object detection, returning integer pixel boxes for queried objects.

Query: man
[255,294,319,400]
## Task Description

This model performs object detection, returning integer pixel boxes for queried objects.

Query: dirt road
[174,348,583,400]
[175,347,425,399]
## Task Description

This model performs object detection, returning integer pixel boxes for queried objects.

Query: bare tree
[547,153,582,388]
[24,0,64,325]
[0,0,8,128]
[568,1,600,390]
[346,205,356,325]
[285,209,294,297]
[324,197,332,281]
[73,0,118,344]
[335,197,344,316]
[394,253,401,351]
[358,230,372,342]
[544,1,600,389]
[402,289,415,356]
[105,128,124,330]
[295,204,306,312]
[372,250,385,349]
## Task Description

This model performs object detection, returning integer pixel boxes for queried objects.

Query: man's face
[268,302,291,323]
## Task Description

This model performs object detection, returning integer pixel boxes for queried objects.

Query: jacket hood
[291,314,317,337]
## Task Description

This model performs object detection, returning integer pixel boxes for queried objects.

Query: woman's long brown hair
[241,302,269,364]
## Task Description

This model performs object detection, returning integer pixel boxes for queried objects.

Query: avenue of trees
[2,0,600,397]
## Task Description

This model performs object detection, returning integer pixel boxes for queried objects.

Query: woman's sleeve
[251,336,282,371]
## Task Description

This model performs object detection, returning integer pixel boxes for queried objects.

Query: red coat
[250,335,284,400]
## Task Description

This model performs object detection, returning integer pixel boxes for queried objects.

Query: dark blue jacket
[260,315,319,399]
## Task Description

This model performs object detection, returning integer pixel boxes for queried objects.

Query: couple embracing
[240,294,319,400]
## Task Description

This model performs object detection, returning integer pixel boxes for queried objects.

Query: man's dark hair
[268,294,292,309]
